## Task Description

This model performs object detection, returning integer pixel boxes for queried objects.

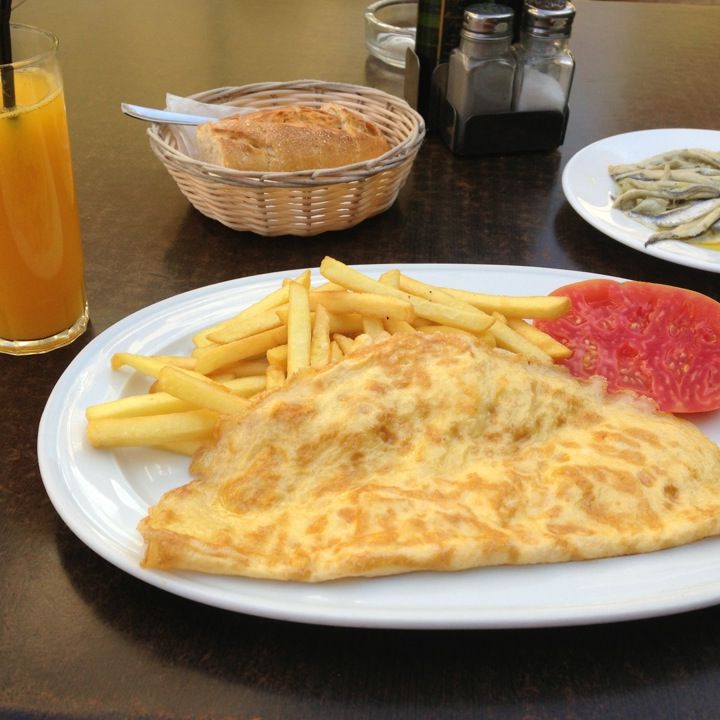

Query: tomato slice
[535,279,720,413]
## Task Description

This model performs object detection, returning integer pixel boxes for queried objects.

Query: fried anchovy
[616,179,720,195]
[629,198,720,229]
[611,168,720,184]
[645,205,720,245]
[612,185,720,210]
[630,197,670,216]
[609,148,720,176]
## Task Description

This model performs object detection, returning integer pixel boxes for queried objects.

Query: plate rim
[562,127,720,274]
[37,262,720,629]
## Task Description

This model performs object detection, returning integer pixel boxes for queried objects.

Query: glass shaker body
[446,34,517,119]
[513,33,574,112]
[512,1,576,113]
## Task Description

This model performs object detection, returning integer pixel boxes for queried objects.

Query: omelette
[139,332,720,582]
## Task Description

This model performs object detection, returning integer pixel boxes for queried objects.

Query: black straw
[1,0,15,110]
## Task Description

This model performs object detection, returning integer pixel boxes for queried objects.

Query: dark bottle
[413,0,469,117]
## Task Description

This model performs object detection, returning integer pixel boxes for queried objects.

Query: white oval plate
[38,264,720,629]
[562,128,720,273]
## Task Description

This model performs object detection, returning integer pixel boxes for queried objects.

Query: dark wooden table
[3,1,720,718]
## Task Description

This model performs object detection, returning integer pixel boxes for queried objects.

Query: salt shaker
[445,4,517,144]
[512,1,575,113]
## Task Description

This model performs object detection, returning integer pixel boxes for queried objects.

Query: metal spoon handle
[121,102,215,125]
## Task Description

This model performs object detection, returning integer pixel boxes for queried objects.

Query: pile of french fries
[86,256,571,455]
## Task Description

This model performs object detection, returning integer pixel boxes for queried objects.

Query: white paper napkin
[165,93,255,157]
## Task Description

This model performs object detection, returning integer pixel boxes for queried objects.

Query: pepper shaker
[445,3,517,145]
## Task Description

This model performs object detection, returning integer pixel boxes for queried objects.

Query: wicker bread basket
[148,80,425,237]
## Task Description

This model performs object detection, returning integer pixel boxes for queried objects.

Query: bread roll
[196,103,391,172]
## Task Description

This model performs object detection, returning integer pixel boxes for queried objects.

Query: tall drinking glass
[0,23,88,355]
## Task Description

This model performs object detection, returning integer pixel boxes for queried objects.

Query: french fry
[444,286,571,319]
[488,319,552,362]
[207,372,235,382]
[157,366,250,415]
[417,324,475,337]
[379,269,401,287]
[276,307,364,337]
[150,355,197,369]
[192,334,218,350]
[384,318,416,335]
[353,333,374,350]
[208,358,269,380]
[87,409,218,449]
[282,269,311,287]
[476,332,496,348]
[320,257,494,334]
[328,312,364,336]
[378,274,554,362]
[313,281,346,292]
[111,353,194,378]
[192,298,284,348]
[192,269,309,347]
[397,273,498,330]
[383,318,417,335]
[193,375,265,396]
[267,343,288,369]
[310,304,331,368]
[507,318,573,359]
[330,339,344,363]
[287,281,312,376]
[207,305,287,344]
[417,324,496,347]
[398,273,465,305]
[265,363,286,390]
[223,375,267,397]
[397,293,494,335]
[310,290,415,322]
[362,316,389,340]
[86,392,194,420]
[333,333,355,355]
[193,325,288,375]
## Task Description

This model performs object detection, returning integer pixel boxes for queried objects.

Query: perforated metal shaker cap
[462,3,515,38]
[522,1,576,37]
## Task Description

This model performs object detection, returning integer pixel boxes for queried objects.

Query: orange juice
[0,62,87,350]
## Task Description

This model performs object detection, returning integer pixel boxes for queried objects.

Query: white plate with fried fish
[38,264,720,629]
[563,128,720,273]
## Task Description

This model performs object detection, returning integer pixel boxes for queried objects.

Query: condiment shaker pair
[444,1,575,148]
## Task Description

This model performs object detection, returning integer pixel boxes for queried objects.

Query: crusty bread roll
[196,103,391,172]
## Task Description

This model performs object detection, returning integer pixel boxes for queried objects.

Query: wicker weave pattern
[148,80,425,236]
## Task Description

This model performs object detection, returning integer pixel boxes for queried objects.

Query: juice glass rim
[1,23,58,71]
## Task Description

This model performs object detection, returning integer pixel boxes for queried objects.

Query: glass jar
[445,3,517,143]
[512,1,575,113]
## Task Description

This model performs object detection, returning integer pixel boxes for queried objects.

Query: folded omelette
[139,332,720,582]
